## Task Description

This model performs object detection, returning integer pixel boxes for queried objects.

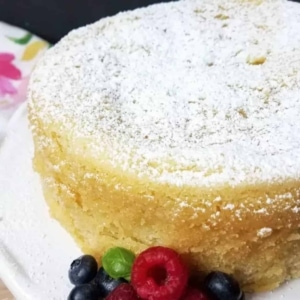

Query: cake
[28,0,300,292]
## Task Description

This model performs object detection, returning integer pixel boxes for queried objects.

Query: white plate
[0,104,81,300]
[0,104,300,300]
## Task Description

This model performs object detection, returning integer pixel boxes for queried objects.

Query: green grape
[102,247,136,281]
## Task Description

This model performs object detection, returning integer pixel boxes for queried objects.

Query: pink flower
[0,53,21,96]
[10,76,30,107]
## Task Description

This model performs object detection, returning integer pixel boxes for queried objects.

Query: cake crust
[28,0,300,292]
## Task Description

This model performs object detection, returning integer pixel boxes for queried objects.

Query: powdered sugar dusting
[28,0,300,187]
[257,228,273,238]
[223,203,235,210]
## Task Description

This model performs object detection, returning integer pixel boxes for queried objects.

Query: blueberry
[204,271,243,300]
[69,255,98,285]
[93,267,128,298]
[68,284,100,300]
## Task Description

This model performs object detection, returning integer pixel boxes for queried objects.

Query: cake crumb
[247,54,266,65]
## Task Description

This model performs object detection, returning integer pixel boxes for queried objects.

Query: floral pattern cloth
[0,21,49,142]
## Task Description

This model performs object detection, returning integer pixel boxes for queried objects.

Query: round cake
[28,0,300,292]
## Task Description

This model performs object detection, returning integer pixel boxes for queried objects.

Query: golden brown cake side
[28,115,300,292]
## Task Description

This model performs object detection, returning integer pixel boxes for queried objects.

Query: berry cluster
[67,246,245,300]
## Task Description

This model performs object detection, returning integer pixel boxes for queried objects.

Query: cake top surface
[28,0,300,187]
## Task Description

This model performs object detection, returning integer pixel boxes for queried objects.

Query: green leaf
[8,32,33,45]
[102,247,136,281]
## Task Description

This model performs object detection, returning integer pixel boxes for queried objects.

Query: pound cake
[28,0,300,292]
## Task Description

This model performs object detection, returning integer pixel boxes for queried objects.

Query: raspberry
[180,287,209,300]
[131,246,188,300]
[106,283,139,300]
